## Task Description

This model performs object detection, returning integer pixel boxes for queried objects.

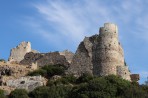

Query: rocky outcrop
[0,62,32,85]
[68,23,131,81]
[59,50,74,63]
[8,42,38,63]
[68,35,97,76]
[20,52,70,67]
[6,76,47,92]
[0,65,13,76]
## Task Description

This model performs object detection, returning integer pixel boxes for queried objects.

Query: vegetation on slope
[27,64,67,78]
[0,64,148,98]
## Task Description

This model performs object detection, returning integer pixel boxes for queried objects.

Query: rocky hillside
[0,23,140,96]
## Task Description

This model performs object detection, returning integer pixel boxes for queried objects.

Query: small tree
[0,89,6,98]
[9,89,29,98]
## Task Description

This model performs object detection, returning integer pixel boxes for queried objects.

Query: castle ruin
[0,23,140,94]
[68,23,131,81]
[8,42,39,63]
[7,23,132,81]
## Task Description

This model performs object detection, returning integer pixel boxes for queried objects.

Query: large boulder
[6,76,47,92]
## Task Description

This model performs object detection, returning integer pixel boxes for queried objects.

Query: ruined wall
[20,52,70,67]
[8,42,32,63]
[59,50,74,63]
[68,23,131,81]
[117,66,131,80]
[68,35,97,76]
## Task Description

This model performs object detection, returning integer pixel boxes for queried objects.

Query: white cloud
[22,0,148,51]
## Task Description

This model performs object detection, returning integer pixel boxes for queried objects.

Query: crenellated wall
[8,42,32,63]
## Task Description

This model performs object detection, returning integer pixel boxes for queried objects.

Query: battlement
[8,41,32,63]
[99,23,118,34]
[16,41,31,49]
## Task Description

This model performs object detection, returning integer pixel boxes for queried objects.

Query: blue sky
[0,0,148,84]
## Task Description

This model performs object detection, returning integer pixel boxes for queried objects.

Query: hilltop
[0,23,143,97]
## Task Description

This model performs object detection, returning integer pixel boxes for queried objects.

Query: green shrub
[28,64,66,78]
[9,89,29,98]
[29,86,50,98]
[76,73,93,83]
[62,75,77,84]
[0,89,6,98]
[123,85,148,98]
[30,74,148,98]
[70,75,131,98]
[105,75,131,96]
[30,85,72,98]
[0,59,6,63]
[28,69,47,76]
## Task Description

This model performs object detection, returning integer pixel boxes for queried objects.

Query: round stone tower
[93,23,124,76]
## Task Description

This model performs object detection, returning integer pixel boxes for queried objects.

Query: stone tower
[68,23,131,81]
[93,23,124,76]
[8,42,32,63]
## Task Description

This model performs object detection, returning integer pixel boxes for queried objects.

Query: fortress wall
[59,50,74,63]
[20,52,70,67]
[68,23,131,81]
[117,66,131,81]
[68,35,98,76]
[8,42,31,63]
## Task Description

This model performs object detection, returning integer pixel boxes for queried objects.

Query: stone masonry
[8,41,38,63]
[68,23,131,81]
[59,50,74,63]
[68,35,97,76]
[8,42,31,63]
[20,52,70,67]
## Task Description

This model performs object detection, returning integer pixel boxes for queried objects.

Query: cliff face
[68,35,97,76]
[59,50,74,63]
[68,23,131,81]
